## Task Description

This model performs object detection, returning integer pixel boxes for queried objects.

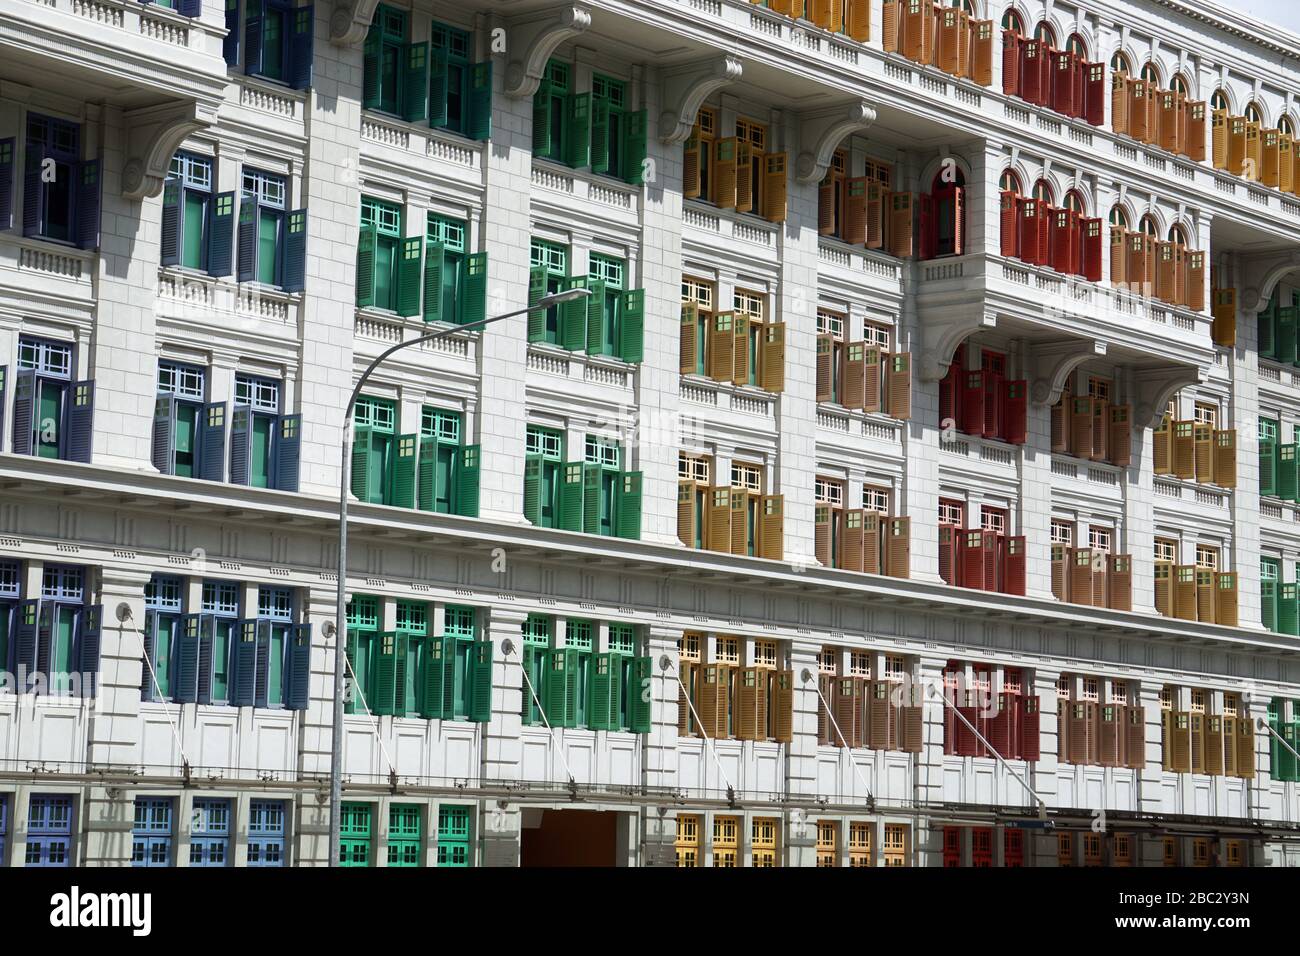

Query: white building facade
[1,0,1300,867]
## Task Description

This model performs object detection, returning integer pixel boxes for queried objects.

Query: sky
[1229,0,1300,35]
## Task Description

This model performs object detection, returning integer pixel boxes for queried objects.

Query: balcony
[0,0,228,198]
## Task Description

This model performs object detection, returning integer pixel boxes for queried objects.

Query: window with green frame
[422,605,493,721]
[437,805,472,866]
[1269,698,1300,782]
[345,595,379,715]
[357,197,403,311]
[242,0,314,90]
[424,214,487,326]
[395,600,427,716]
[339,802,372,867]
[528,246,643,361]
[543,437,642,539]
[532,60,647,184]
[523,425,565,528]
[523,617,651,732]
[387,804,422,866]
[418,407,472,515]
[520,613,552,724]
[351,397,397,505]
[1262,557,1280,633]
[362,9,492,140]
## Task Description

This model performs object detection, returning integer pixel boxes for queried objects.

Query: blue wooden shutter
[67,380,95,462]
[236,193,257,282]
[175,613,201,703]
[230,405,252,484]
[140,608,158,701]
[0,366,7,450]
[232,620,258,706]
[616,470,642,540]
[0,137,14,229]
[160,177,182,265]
[207,191,235,277]
[75,160,101,250]
[622,109,647,184]
[152,395,176,474]
[461,252,487,325]
[274,413,301,491]
[282,209,307,292]
[429,47,448,128]
[200,402,227,482]
[455,444,480,517]
[223,0,241,66]
[287,623,311,710]
[178,0,202,16]
[253,618,272,707]
[35,603,53,687]
[245,0,265,76]
[197,613,216,704]
[619,289,644,362]
[289,5,315,90]
[77,604,103,697]
[22,150,44,238]
[12,369,35,456]
[468,640,493,722]
[14,599,39,683]
[402,42,429,123]
[422,241,443,322]
[396,235,423,317]
[469,61,493,141]
[350,425,371,501]
[355,223,377,307]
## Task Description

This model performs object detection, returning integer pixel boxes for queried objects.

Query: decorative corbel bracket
[657,56,743,144]
[918,308,995,381]
[795,101,877,183]
[329,0,381,48]
[1239,250,1300,315]
[1028,338,1106,407]
[503,4,593,99]
[1133,364,1208,429]
[121,101,218,201]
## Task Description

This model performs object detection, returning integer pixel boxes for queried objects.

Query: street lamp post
[327,287,591,867]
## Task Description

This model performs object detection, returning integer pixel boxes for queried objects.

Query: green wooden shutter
[428,47,448,128]
[585,279,607,354]
[421,635,446,718]
[1280,307,1298,365]
[523,454,543,524]
[533,79,552,156]
[356,224,377,307]
[422,241,444,323]
[559,462,584,531]
[560,276,589,351]
[468,61,493,141]
[619,289,644,362]
[345,628,360,714]
[566,92,590,168]
[402,41,429,122]
[468,640,493,722]
[590,96,610,174]
[582,463,601,535]
[350,426,372,501]
[543,647,566,726]
[454,444,480,517]
[528,266,547,342]
[394,632,409,715]
[590,652,614,730]
[1261,439,1276,497]
[362,30,382,109]
[563,647,580,728]
[393,433,417,508]
[461,252,487,325]
[1280,444,1299,502]
[396,235,423,317]
[630,656,652,732]
[374,631,397,715]
[617,471,642,540]
[417,436,436,511]
[622,109,648,184]
[1262,576,1278,632]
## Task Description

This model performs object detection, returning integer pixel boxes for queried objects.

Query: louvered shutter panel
[390,433,416,508]
[815,335,833,402]
[714,137,737,208]
[1215,571,1238,627]
[1153,561,1173,616]
[683,132,702,200]
[1205,716,1224,776]
[999,190,1018,257]
[938,524,956,584]
[76,604,103,696]
[287,624,312,711]
[0,139,10,230]
[990,694,1012,757]
[1174,565,1198,620]
[1017,196,1039,265]
[888,191,914,258]
[1212,429,1236,488]
[707,311,735,382]
[814,505,833,567]
[972,20,993,86]
[1263,127,1281,186]
[461,252,487,326]
[1068,548,1094,606]
[1021,39,1041,104]
[1187,251,1206,313]
[523,455,543,525]
[734,141,753,214]
[900,685,923,753]
[1084,61,1105,126]
[160,177,182,266]
[395,235,423,318]
[354,223,376,307]
[614,470,641,540]
[68,380,94,463]
[761,322,785,392]
[232,620,258,707]
[1193,422,1214,481]
[960,529,983,590]
[1236,717,1255,779]
[818,176,836,236]
[960,370,984,435]
[842,342,865,409]
[997,378,1025,444]
[629,656,652,733]
[230,405,252,485]
[419,636,446,719]
[533,79,553,155]
[841,509,865,572]
[816,674,831,745]
[1282,135,1295,192]
[1123,707,1144,769]
[281,209,307,292]
[580,462,601,535]
[200,402,227,483]
[1246,121,1262,180]
[348,425,371,502]
[707,487,732,553]
[1002,30,1021,96]
[1188,101,1207,161]
[763,152,788,222]
[1100,704,1120,767]
[589,95,610,175]
[1090,398,1109,462]
[1069,397,1093,458]
[731,315,749,385]
[982,367,1001,438]
[1282,583,1300,636]
[679,302,698,374]
[566,92,590,168]
[846,0,869,40]
[677,661,693,736]
[1107,554,1132,611]
[862,511,881,574]
[1050,544,1068,601]
[618,289,644,363]
[399,42,430,123]
[866,181,884,248]
[273,412,301,492]
[864,680,888,749]
[885,517,910,578]
[1211,108,1228,169]
[918,191,935,260]
[469,62,494,143]
[1081,217,1102,281]
[843,176,868,244]
[74,160,101,250]
[1105,404,1131,467]
[1229,115,1247,175]
[1109,226,1127,288]
[1003,535,1026,595]
[760,495,784,561]
[981,529,1000,592]
[883,1,900,52]
[237,192,258,283]
[137,606,156,701]
[151,395,176,475]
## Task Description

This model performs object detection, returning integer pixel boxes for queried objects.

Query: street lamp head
[537,287,593,308]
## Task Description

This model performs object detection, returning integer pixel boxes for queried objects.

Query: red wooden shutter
[1050,207,1070,273]
[1000,190,1019,257]
[982,368,1002,438]
[961,529,984,591]
[957,693,980,756]
[1002,31,1021,97]
[1051,49,1073,116]
[1035,199,1050,264]
[1108,404,1132,466]
[1004,379,1027,444]
[982,529,1000,593]
[1020,696,1041,760]
[939,524,957,585]
[961,370,984,435]
[1021,39,1040,104]
[1017,196,1039,265]
[990,695,1012,757]
[919,191,936,260]
[1081,217,1102,281]
[1003,535,1026,595]
[1085,61,1105,126]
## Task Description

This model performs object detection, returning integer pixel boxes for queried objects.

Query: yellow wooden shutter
[707,486,731,552]
[816,334,833,402]
[731,315,750,385]
[735,141,754,214]
[843,342,866,409]
[729,488,748,556]
[714,137,738,208]
[761,322,785,393]
[763,152,788,222]
[1213,429,1236,488]
[848,0,870,41]
[677,480,696,547]
[684,132,702,200]
[760,494,784,560]
[708,311,735,381]
[680,302,698,374]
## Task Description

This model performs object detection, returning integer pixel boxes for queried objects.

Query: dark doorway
[520,810,619,867]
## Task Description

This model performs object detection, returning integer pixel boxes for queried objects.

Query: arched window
[951,0,975,13]
[1066,33,1088,58]
[1110,51,1131,74]
[1109,206,1128,228]
[1281,115,1295,136]
[1064,190,1086,213]
[999,169,1022,193]
[1140,214,1159,237]
[1245,102,1264,124]
[931,167,966,257]
[1033,179,1054,203]
[1140,62,1160,85]
[1171,74,1189,95]
[932,167,966,191]
[1034,22,1056,45]
[1168,224,1188,247]
[1211,89,1229,112]
[1002,9,1024,33]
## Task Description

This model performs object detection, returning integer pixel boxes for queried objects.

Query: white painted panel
[678,751,702,794]
[816,758,837,795]
[1057,775,1075,807]
[142,718,176,770]
[445,734,473,778]
[885,759,908,801]
[975,768,994,804]
[1085,776,1103,808]
[395,732,424,776]
[943,766,962,802]
[719,752,741,791]
[567,742,593,783]
[755,752,778,793]
[1193,783,1211,816]
[522,739,549,781]
[198,719,234,770]
[257,724,289,773]
[345,729,374,776]
[1226,787,1243,818]
[609,744,634,785]
[1162,781,1179,813]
